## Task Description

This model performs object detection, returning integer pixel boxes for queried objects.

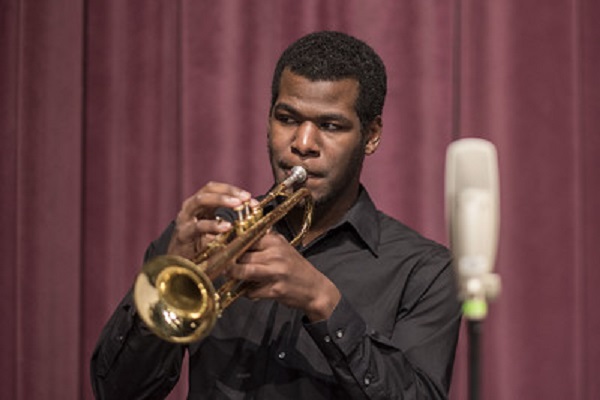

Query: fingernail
[218,220,232,230]
[226,196,242,205]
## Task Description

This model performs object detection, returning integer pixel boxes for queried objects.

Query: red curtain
[1,1,599,399]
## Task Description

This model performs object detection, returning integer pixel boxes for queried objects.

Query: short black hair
[270,31,387,133]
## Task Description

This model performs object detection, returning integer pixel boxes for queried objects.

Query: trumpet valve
[234,201,262,235]
[252,205,263,221]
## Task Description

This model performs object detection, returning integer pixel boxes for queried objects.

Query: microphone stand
[468,320,482,400]
[464,304,484,400]
[461,275,500,400]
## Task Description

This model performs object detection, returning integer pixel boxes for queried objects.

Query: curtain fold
[1,1,599,399]
[580,1,600,398]
[0,0,84,398]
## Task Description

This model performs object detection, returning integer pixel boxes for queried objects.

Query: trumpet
[133,166,313,343]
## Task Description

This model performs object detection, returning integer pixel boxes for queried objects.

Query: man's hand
[229,232,341,322]
[167,182,253,260]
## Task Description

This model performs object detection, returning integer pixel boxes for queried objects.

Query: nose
[291,121,320,158]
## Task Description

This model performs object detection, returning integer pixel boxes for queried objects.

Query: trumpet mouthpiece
[284,166,307,187]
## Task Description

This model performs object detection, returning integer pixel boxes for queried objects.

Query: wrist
[305,281,341,322]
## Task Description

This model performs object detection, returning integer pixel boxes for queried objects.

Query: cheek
[269,135,286,150]
[267,128,289,154]
[325,137,364,167]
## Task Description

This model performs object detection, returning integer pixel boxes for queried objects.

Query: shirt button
[324,335,331,343]
[364,376,371,386]
[335,329,344,339]
[278,351,286,359]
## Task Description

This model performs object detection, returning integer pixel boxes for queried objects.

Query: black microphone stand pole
[467,317,482,400]
[462,283,498,400]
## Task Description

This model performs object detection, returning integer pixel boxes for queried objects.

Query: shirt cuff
[303,295,367,360]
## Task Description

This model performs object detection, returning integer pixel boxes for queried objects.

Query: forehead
[274,69,360,117]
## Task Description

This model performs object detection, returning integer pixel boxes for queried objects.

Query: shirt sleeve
[90,222,186,400]
[304,250,461,400]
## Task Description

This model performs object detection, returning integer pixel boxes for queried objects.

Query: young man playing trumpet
[91,31,461,399]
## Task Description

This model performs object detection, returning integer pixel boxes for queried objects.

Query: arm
[232,237,461,399]
[90,224,185,400]
[90,182,254,399]
[305,256,461,399]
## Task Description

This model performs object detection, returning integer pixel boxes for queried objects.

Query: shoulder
[375,211,458,311]
[375,210,450,264]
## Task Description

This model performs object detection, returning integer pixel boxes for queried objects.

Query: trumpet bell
[133,255,220,343]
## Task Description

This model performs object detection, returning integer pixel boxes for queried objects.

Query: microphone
[445,138,501,320]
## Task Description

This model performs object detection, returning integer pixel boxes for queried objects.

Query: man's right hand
[167,182,253,260]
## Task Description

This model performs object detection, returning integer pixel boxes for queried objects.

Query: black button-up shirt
[91,187,461,399]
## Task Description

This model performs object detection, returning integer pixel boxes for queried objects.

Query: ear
[364,116,382,155]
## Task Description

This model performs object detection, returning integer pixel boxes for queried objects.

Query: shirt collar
[336,185,381,256]
[263,184,381,256]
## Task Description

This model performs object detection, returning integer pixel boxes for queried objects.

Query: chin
[310,188,333,208]
[303,181,324,200]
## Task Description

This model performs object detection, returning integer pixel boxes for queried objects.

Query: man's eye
[276,115,297,125]
[320,122,342,131]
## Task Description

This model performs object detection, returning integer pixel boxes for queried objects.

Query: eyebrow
[273,102,354,125]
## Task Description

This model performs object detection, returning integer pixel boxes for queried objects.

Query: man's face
[268,69,379,212]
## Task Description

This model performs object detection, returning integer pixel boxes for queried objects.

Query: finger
[173,217,202,243]
[181,193,245,221]
[181,183,252,220]
[235,250,261,266]
[174,218,232,252]
[228,260,273,283]
[244,283,273,300]
[200,233,216,243]
[196,218,233,235]
[245,231,287,253]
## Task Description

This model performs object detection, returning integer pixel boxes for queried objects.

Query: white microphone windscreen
[445,138,500,282]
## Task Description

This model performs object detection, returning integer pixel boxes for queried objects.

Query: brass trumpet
[133,166,313,343]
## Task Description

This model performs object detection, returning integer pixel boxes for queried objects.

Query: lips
[280,162,323,180]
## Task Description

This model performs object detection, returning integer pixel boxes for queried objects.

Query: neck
[289,186,360,246]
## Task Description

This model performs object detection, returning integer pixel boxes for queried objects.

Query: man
[91,31,461,399]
